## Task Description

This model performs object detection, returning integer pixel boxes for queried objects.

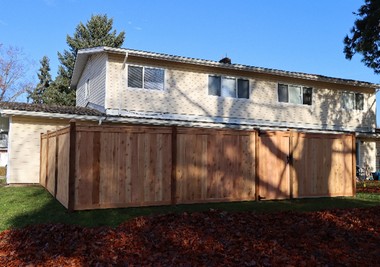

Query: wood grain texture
[40,124,355,210]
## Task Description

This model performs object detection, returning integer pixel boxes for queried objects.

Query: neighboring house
[1,46,379,185]
[71,46,379,174]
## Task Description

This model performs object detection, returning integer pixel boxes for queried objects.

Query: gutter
[2,108,378,137]
[0,109,101,121]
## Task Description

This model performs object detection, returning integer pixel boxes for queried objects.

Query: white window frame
[84,79,90,100]
[342,92,364,110]
[127,64,166,91]
[208,75,250,99]
[277,83,313,106]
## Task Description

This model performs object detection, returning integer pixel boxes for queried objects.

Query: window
[0,133,8,148]
[355,93,364,110]
[128,65,165,90]
[278,83,312,105]
[342,92,364,110]
[208,75,249,99]
[84,79,90,100]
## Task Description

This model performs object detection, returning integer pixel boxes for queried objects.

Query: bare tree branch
[0,44,34,102]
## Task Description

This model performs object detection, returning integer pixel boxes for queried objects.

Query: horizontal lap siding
[9,116,69,184]
[107,54,376,132]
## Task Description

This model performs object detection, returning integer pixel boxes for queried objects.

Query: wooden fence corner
[68,121,77,211]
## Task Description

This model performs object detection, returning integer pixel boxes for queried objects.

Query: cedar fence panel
[40,122,355,211]
[292,132,355,197]
[257,131,291,200]
[74,125,173,210]
[40,127,70,208]
[175,128,256,204]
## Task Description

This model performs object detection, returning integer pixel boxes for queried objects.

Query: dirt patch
[1,207,379,266]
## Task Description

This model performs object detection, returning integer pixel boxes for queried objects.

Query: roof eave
[1,109,101,121]
[71,46,380,90]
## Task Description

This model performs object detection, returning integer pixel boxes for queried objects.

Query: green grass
[1,185,380,232]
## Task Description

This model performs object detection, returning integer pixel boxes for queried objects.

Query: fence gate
[257,131,291,200]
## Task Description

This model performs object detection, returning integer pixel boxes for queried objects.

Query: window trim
[342,91,364,110]
[208,74,250,99]
[84,79,90,100]
[127,64,166,91]
[277,83,313,106]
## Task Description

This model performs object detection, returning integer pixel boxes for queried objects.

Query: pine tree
[51,14,125,106]
[28,56,52,104]
[344,0,380,74]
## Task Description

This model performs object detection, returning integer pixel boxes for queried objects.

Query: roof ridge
[74,46,380,89]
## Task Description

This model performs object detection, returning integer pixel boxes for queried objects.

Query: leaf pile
[1,207,379,266]
[357,181,380,193]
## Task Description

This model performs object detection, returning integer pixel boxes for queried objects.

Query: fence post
[352,134,356,196]
[289,131,294,199]
[254,130,259,201]
[54,132,59,197]
[39,133,43,186]
[171,126,177,205]
[68,120,77,211]
[46,131,50,189]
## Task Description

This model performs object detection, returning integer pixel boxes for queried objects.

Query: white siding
[76,53,107,109]
[105,54,376,132]
[7,116,69,183]
[358,140,377,172]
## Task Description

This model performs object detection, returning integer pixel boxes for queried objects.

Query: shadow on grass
[2,186,380,232]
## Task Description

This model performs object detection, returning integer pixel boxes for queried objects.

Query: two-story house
[1,46,379,193]
[71,46,378,170]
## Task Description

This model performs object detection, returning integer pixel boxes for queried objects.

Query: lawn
[1,185,380,232]
[1,184,380,266]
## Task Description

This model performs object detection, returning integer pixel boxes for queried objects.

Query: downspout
[98,115,106,125]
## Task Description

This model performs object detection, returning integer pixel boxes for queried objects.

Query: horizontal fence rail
[40,122,355,210]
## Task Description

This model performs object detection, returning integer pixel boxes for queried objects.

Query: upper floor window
[342,92,364,110]
[84,79,90,100]
[208,75,249,99]
[278,83,312,105]
[128,65,165,90]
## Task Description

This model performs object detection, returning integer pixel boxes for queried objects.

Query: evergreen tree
[344,0,380,74]
[28,56,52,104]
[51,14,125,105]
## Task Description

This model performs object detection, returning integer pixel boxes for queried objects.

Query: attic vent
[219,57,231,64]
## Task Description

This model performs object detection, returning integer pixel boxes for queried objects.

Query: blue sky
[1,0,380,124]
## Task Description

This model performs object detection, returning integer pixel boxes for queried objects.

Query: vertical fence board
[40,136,47,187]
[56,132,70,208]
[40,124,355,210]
[292,133,354,198]
[175,129,256,204]
[46,134,56,196]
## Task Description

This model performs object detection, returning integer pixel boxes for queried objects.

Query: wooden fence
[40,122,355,210]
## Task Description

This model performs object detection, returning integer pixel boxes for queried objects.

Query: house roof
[0,102,104,119]
[71,46,380,89]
